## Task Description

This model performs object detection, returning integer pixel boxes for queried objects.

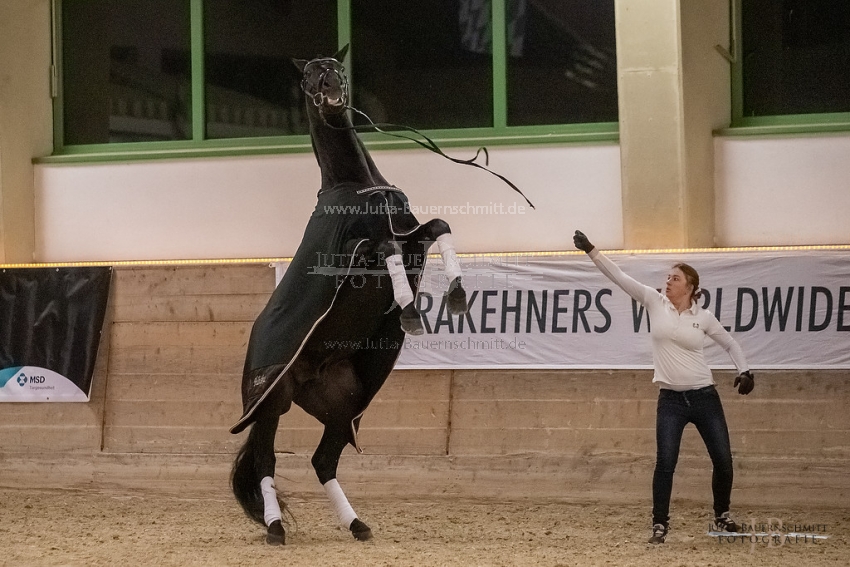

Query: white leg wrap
[323,478,358,529]
[260,476,282,527]
[436,233,463,282]
[386,254,414,308]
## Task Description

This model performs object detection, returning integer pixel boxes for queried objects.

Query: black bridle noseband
[301,57,350,112]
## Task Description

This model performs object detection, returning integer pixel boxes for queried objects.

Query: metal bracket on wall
[714,44,736,64]
[714,0,739,64]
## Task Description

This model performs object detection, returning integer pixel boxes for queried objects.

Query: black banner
[0,267,112,401]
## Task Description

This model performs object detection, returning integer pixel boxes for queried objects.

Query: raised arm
[573,230,657,305]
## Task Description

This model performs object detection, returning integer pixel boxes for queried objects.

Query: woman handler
[573,230,754,544]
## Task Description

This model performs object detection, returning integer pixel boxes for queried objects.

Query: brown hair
[672,262,701,301]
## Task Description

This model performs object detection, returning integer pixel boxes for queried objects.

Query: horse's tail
[230,424,268,526]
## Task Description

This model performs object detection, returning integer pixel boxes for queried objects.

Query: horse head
[293,45,350,116]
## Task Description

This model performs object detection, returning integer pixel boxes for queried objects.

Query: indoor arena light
[0,257,292,269]
[0,245,847,269]
[454,244,850,259]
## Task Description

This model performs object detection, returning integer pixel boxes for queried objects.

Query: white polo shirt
[589,249,749,391]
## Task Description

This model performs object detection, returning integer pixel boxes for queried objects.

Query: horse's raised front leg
[422,219,468,315]
[312,426,373,541]
[377,240,424,335]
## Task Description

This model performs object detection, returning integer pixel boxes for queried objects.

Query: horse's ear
[332,44,349,63]
[292,57,309,73]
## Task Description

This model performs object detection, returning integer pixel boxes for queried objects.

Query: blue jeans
[652,385,733,526]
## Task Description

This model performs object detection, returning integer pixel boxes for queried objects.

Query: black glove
[573,230,594,253]
[734,370,754,395]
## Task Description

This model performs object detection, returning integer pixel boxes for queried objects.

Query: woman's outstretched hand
[573,230,595,253]
[734,371,755,395]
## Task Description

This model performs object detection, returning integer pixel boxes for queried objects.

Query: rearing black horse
[229,45,468,545]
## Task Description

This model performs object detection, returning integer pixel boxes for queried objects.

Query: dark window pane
[507,0,618,126]
[743,0,850,116]
[62,0,191,144]
[204,0,337,138]
[351,0,493,129]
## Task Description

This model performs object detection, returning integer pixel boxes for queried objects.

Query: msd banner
[0,267,112,401]
[393,249,850,369]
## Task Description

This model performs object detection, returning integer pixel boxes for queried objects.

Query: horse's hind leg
[246,372,294,544]
[312,426,373,541]
[251,406,286,544]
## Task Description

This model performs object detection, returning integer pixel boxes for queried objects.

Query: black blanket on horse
[229,182,421,435]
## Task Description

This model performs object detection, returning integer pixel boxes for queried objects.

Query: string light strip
[1,245,848,270]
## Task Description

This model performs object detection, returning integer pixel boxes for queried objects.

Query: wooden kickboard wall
[1,264,848,496]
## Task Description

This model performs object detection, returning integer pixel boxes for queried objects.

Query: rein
[300,57,535,209]
[339,107,535,210]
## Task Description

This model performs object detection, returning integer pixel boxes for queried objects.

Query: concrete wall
[31,130,850,262]
[33,144,624,262]
[715,134,850,246]
[0,0,53,263]
[2,263,847,506]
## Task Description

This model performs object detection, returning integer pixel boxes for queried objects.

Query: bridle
[300,57,349,112]
[297,55,535,209]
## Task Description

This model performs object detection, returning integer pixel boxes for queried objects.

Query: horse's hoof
[350,518,373,541]
[400,303,425,335]
[266,520,285,545]
[446,277,468,315]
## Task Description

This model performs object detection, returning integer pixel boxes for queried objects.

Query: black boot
[648,523,668,544]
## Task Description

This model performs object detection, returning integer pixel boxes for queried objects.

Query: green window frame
[44,0,618,165]
[724,0,850,137]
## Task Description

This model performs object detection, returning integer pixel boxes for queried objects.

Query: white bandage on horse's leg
[260,476,282,526]
[386,254,414,308]
[436,233,463,283]
[323,478,358,529]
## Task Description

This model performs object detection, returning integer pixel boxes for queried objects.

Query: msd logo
[16,373,45,386]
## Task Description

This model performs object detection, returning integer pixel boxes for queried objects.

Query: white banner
[0,366,90,402]
[276,249,850,369]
